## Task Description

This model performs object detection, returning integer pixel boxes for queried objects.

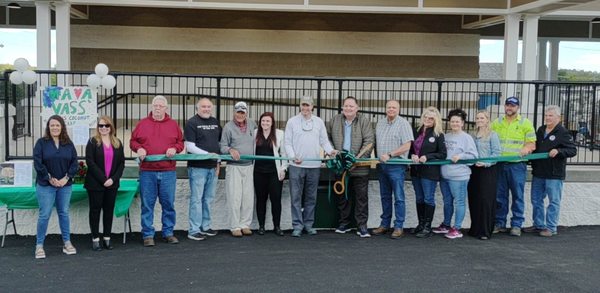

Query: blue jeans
[412,177,438,206]
[440,179,468,229]
[377,164,407,229]
[530,176,563,233]
[139,170,177,239]
[188,167,217,234]
[288,166,320,231]
[495,162,526,228]
[36,184,72,246]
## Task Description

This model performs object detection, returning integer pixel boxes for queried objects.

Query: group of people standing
[33,114,125,258]
[32,94,577,258]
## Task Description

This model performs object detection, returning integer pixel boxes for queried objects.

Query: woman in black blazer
[85,116,125,251]
[409,107,447,238]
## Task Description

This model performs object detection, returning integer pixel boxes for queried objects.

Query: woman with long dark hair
[33,115,78,259]
[253,112,287,236]
[85,116,125,250]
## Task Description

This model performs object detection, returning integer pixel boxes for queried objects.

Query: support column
[55,2,71,70]
[502,14,520,108]
[549,40,560,81]
[538,39,548,80]
[36,2,51,70]
[522,15,540,80]
[503,14,520,81]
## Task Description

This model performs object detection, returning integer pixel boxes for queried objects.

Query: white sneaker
[62,242,77,255]
[35,247,46,259]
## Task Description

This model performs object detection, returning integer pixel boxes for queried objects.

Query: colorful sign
[40,86,98,128]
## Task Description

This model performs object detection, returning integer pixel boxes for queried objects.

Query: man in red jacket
[130,95,184,247]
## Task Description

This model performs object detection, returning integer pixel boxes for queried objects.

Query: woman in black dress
[468,110,501,240]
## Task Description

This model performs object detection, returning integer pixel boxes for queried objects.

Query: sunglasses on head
[98,124,111,128]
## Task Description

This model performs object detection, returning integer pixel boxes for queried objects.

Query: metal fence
[3,70,599,164]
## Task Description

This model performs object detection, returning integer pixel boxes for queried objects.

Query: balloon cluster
[9,58,37,85]
[86,63,116,90]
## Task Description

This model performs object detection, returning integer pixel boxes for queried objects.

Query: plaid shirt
[375,116,414,159]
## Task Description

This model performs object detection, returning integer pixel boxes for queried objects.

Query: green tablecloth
[0,179,139,217]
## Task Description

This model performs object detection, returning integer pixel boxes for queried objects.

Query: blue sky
[1,28,599,72]
[480,38,600,72]
[0,29,56,66]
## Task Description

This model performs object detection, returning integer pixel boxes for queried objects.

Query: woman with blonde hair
[409,106,447,238]
[85,116,125,250]
[467,110,501,240]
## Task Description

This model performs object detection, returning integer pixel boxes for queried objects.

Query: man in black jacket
[527,105,577,237]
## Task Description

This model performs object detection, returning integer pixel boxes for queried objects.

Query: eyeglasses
[424,116,435,121]
[98,124,111,128]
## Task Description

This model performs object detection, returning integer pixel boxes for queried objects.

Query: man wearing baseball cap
[284,96,337,237]
[220,101,257,237]
[491,96,536,237]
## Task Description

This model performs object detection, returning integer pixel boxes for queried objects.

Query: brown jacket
[327,113,374,176]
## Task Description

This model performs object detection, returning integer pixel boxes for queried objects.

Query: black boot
[92,240,102,251]
[416,205,435,238]
[274,226,284,236]
[412,203,426,234]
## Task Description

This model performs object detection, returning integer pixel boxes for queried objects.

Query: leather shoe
[102,239,113,250]
[274,227,284,236]
[371,226,389,236]
[163,236,179,244]
[92,240,102,251]
[231,229,243,237]
[258,227,265,235]
[391,228,404,239]
[143,238,155,247]
[242,228,253,236]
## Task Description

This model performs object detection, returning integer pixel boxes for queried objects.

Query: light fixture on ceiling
[591,18,600,24]
[7,2,21,9]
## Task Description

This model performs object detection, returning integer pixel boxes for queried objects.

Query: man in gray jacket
[220,101,257,237]
[327,96,374,238]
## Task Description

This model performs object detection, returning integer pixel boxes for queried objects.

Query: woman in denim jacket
[468,110,501,240]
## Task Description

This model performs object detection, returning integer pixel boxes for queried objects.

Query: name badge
[549,135,556,141]
[429,137,435,143]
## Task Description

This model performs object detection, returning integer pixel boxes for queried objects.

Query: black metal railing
[3,70,600,164]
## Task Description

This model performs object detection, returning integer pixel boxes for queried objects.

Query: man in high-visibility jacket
[491,97,536,237]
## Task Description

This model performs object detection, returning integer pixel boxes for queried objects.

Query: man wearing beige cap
[284,96,337,237]
[220,101,257,237]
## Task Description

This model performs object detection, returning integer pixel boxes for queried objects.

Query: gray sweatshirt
[220,119,257,166]
[441,131,478,181]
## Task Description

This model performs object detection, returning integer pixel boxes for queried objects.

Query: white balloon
[86,74,101,88]
[94,63,109,77]
[22,70,37,85]
[13,58,29,72]
[101,75,116,89]
[9,71,23,84]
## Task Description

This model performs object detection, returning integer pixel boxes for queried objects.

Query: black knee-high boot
[416,204,435,238]
[412,203,426,234]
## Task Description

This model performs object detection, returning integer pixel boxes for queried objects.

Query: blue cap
[505,97,520,106]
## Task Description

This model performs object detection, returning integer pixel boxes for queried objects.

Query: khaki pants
[225,164,255,231]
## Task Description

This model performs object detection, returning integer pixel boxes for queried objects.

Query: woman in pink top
[84,116,125,251]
